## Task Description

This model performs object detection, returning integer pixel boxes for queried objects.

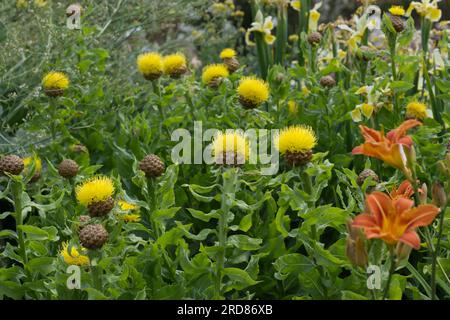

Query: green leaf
[341,291,368,300]
[26,257,55,275]
[187,208,220,222]
[222,268,259,292]
[0,281,24,299]
[274,254,314,281]
[153,207,180,221]
[17,225,49,241]
[227,235,262,251]
[0,229,17,239]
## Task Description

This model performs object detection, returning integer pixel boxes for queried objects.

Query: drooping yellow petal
[264,33,276,45]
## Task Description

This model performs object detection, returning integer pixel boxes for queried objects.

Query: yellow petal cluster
[277,125,317,154]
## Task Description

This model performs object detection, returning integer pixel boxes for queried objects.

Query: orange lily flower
[352,191,439,249]
[390,180,415,200]
[352,120,422,170]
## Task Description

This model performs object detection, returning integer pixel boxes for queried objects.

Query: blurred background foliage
[0,0,449,148]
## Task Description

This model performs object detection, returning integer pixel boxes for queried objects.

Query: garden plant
[0,0,449,301]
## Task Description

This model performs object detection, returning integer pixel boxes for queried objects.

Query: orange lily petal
[399,230,421,249]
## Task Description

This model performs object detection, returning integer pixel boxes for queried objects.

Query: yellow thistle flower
[202,64,229,85]
[34,0,48,7]
[121,213,141,223]
[389,6,406,16]
[42,71,69,91]
[237,76,270,107]
[23,156,42,173]
[277,125,317,154]
[163,53,187,76]
[220,48,237,59]
[76,176,115,206]
[212,131,250,163]
[406,102,428,120]
[118,200,139,211]
[60,243,89,266]
[137,52,163,80]
[288,100,298,114]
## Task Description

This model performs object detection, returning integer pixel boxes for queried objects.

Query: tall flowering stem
[214,167,239,299]
[11,179,28,270]
[297,0,312,66]
[275,3,288,65]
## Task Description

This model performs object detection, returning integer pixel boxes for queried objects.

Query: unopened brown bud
[432,181,447,208]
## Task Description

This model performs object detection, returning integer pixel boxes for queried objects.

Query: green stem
[255,32,268,79]
[12,180,28,270]
[431,202,447,300]
[383,249,396,300]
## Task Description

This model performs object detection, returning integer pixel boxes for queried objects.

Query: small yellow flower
[137,52,163,80]
[60,243,89,266]
[232,10,245,18]
[202,64,229,85]
[118,200,139,211]
[16,0,28,8]
[220,48,237,59]
[246,10,276,45]
[309,10,321,32]
[277,125,317,154]
[121,214,141,223]
[407,0,442,22]
[163,53,187,77]
[288,34,299,42]
[237,76,270,108]
[406,102,428,120]
[34,0,48,7]
[288,100,298,114]
[212,131,250,164]
[389,6,406,16]
[76,176,115,206]
[23,156,42,173]
[291,0,301,11]
[301,86,311,97]
[42,71,69,91]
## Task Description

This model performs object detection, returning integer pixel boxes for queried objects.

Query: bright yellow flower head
[121,213,141,223]
[137,52,163,79]
[202,64,229,85]
[277,125,317,154]
[163,53,187,75]
[60,243,89,266]
[220,48,237,59]
[212,131,250,164]
[76,176,115,206]
[23,156,42,173]
[237,76,270,106]
[42,72,69,91]
[389,6,406,16]
[406,102,428,120]
[118,200,139,211]
[288,100,298,114]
